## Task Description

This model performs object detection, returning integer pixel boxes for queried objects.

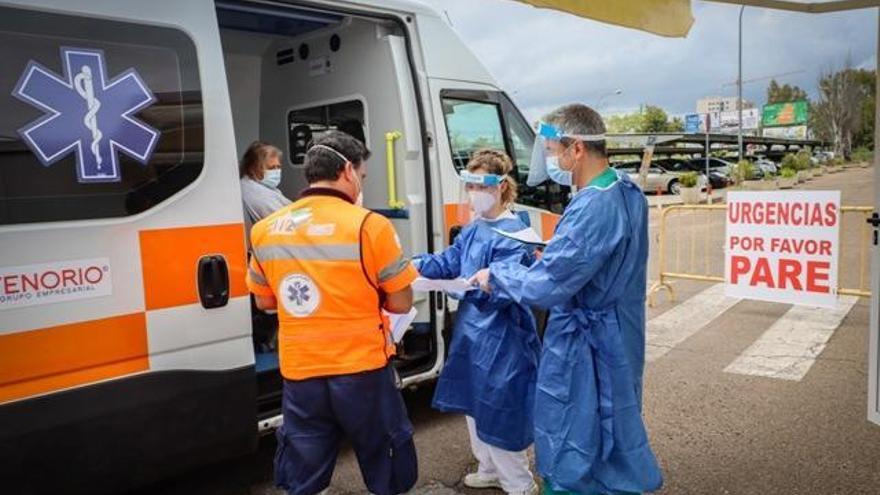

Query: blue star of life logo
[12,47,160,183]
[287,281,312,306]
[280,274,320,317]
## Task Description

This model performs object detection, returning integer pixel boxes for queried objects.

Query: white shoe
[506,483,539,495]
[463,472,503,489]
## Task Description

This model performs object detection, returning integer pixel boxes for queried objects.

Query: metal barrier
[648,204,873,306]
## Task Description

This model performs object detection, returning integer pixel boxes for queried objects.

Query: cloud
[421,0,875,120]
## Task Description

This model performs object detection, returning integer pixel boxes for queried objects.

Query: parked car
[814,150,835,163]
[687,157,764,180]
[753,157,778,175]
[613,160,707,194]
[659,158,730,189]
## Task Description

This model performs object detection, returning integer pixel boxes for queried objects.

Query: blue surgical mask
[546,156,573,187]
[260,168,282,189]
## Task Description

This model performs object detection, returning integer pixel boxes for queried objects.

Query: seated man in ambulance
[240,140,291,246]
[240,140,291,352]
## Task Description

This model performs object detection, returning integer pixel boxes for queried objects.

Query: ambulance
[0,0,566,492]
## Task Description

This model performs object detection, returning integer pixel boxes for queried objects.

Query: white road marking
[646,283,741,362]
[723,296,858,381]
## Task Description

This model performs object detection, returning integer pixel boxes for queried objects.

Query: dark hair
[304,131,371,183]
[239,140,281,179]
[543,103,607,158]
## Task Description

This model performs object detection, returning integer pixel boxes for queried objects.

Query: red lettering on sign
[806,261,831,294]
[731,256,750,284]
[84,267,103,284]
[21,273,39,292]
[750,257,776,288]
[3,276,19,295]
[778,259,803,290]
[825,202,838,226]
[41,271,60,289]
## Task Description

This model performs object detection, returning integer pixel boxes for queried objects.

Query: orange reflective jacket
[247,189,417,380]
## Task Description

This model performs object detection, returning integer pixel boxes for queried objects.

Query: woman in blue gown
[415,150,541,495]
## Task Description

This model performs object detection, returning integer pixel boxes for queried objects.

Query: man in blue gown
[472,104,663,495]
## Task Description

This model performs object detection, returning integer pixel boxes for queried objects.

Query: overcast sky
[421,0,876,120]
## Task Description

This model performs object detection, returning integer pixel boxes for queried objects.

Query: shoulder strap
[358,211,381,292]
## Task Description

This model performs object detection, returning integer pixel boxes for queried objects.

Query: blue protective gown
[416,212,541,452]
[490,169,663,494]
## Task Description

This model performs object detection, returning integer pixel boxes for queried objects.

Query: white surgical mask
[353,168,365,206]
[468,190,497,217]
[546,156,573,187]
[260,168,282,189]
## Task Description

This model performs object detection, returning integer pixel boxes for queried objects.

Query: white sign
[762,125,808,140]
[725,191,840,308]
[710,108,760,133]
[0,258,113,310]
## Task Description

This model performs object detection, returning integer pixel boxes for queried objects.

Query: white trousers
[466,416,534,493]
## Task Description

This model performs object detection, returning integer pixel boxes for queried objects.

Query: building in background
[697,95,756,114]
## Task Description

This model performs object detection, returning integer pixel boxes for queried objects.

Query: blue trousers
[274,365,418,495]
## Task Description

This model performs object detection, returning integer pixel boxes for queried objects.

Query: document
[411,276,476,293]
[491,227,548,247]
[385,307,418,344]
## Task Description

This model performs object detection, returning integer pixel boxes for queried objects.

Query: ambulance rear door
[0,1,255,492]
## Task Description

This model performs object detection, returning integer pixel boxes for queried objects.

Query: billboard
[762,125,808,140]
[709,109,760,134]
[762,101,809,127]
[684,113,708,133]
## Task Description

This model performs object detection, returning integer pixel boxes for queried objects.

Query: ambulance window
[440,98,506,172]
[288,100,366,166]
[0,6,203,226]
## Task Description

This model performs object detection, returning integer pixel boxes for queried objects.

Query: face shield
[527,122,606,187]
[450,169,506,227]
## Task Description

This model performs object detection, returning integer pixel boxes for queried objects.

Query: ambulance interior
[217,1,435,410]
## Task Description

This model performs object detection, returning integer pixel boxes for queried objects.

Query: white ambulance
[0,1,566,492]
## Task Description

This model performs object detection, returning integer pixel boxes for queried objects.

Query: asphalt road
[132,166,880,495]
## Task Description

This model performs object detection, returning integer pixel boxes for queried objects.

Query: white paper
[384,307,418,344]
[411,276,476,293]
[491,227,548,247]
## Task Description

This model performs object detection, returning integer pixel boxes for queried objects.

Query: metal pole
[705,132,711,204]
[738,4,745,161]
[868,5,880,425]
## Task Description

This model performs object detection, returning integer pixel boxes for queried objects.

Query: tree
[812,58,868,158]
[641,105,670,133]
[606,105,679,134]
[666,116,685,132]
[606,112,644,133]
[766,79,809,104]
[851,69,876,150]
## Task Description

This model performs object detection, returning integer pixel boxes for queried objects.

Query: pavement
[132,166,880,495]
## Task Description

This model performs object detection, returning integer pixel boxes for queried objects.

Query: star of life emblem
[12,47,160,183]
[279,273,320,317]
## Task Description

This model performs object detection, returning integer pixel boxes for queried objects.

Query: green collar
[587,167,618,189]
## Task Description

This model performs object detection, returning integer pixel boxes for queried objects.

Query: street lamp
[737,4,745,161]
[596,88,623,110]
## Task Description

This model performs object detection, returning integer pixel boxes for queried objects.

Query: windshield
[440,90,566,213]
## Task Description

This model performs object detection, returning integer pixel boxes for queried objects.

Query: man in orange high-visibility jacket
[246,131,419,495]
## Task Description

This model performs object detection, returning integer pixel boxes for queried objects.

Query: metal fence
[648,204,873,306]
